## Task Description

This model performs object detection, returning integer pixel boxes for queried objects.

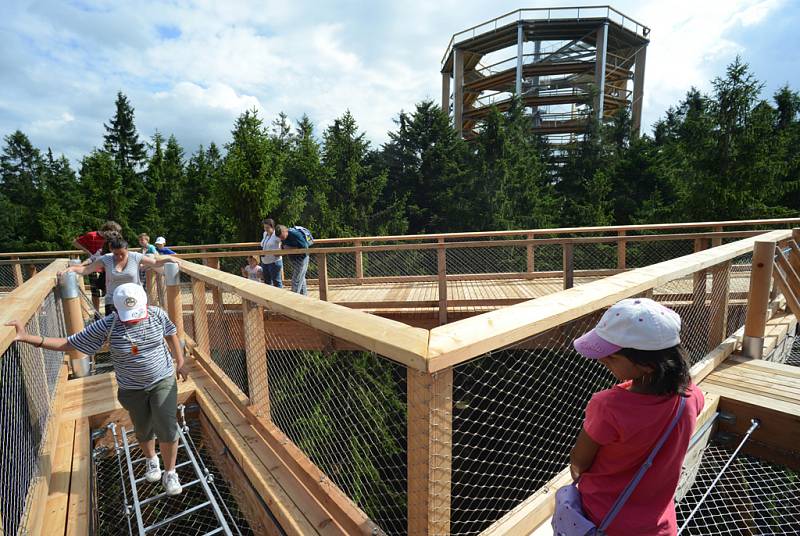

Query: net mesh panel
[363,248,438,278]
[92,420,255,536]
[450,312,614,535]
[787,327,800,367]
[676,442,800,535]
[573,242,617,270]
[447,246,526,275]
[627,239,696,268]
[265,338,408,534]
[0,263,19,292]
[209,288,249,397]
[0,290,66,535]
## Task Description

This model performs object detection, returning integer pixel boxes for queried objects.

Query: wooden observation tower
[440,6,650,141]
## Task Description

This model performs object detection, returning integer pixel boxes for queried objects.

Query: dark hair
[109,238,129,251]
[275,224,287,235]
[262,218,275,227]
[617,345,691,396]
[100,220,122,234]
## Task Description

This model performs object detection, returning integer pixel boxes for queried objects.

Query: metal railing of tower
[441,6,651,66]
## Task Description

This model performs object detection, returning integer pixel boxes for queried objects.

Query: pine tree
[221,109,285,241]
[39,149,85,248]
[79,150,128,230]
[0,131,45,248]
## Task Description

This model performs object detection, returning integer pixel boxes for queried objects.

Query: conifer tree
[0,131,45,247]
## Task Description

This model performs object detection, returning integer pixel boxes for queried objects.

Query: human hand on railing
[4,320,29,342]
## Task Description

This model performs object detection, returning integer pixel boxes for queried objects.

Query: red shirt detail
[578,381,704,536]
[76,231,105,254]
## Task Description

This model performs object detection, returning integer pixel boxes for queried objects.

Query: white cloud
[0,0,794,163]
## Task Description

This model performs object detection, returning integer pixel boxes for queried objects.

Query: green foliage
[2,58,800,253]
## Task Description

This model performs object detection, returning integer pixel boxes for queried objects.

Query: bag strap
[598,396,687,532]
[106,312,117,348]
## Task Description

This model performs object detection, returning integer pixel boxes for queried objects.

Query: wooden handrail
[2,218,798,258]
[0,259,68,355]
[425,230,792,371]
[176,259,430,371]
[172,230,768,260]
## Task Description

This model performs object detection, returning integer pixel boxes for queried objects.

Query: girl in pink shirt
[570,298,704,536]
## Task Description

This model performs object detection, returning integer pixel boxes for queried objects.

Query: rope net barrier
[0,289,66,534]
[675,441,800,535]
[180,241,760,535]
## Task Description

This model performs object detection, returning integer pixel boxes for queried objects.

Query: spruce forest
[2,58,799,252]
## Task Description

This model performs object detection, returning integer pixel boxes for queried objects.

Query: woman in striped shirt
[5,283,189,496]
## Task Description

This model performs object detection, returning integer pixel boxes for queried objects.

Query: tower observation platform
[440,6,650,141]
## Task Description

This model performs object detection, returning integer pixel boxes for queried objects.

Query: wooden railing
[165,228,796,535]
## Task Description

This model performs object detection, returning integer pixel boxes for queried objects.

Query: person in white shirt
[241,256,264,281]
[259,218,283,287]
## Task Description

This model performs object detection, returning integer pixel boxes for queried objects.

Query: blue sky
[1,0,798,164]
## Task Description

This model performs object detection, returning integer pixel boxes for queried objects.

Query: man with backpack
[276,224,313,295]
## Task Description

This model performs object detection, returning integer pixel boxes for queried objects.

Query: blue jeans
[260,261,283,288]
[289,255,309,295]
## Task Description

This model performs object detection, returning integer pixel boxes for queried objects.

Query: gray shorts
[117,375,179,443]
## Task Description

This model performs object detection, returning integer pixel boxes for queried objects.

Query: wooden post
[26,264,38,279]
[742,240,776,358]
[693,239,708,310]
[145,269,158,306]
[60,272,90,377]
[191,277,211,356]
[407,368,453,536]
[243,299,270,418]
[617,230,627,269]
[526,233,535,273]
[11,256,23,287]
[563,243,574,289]
[164,263,185,341]
[711,225,723,247]
[317,253,328,301]
[707,261,731,350]
[354,240,364,284]
[437,239,447,325]
[205,257,224,352]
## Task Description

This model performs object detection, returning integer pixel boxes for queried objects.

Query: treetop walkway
[2,218,800,535]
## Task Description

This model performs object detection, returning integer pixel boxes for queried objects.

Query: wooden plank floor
[177,272,753,315]
[699,355,800,468]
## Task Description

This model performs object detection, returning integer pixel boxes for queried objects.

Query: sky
[1,0,799,164]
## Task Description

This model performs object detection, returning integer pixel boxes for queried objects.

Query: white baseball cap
[573,298,681,359]
[155,236,166,245]
[113,283,149,322]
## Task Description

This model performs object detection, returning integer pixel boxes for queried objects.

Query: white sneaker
[144,456,161,483]
[162,470,182,496]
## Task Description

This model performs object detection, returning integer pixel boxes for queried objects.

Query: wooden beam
[65,419,90,536]
[243,299,270,419]
[427,230,791,371]
[437,241,447,326]
[707,261,731,349]
[41,418,76,536]
[617,230,626,269]
[354,240,364,284]
[742,240,776,358]
[178,259,430,371]
[526,233,535,273]
[407,368,453,536]
[12,256,24,286]
[562,243,574,289]
[318,253,329,302]
[0,259,67,353]
[197,412,283,535]
[191,277,211,355]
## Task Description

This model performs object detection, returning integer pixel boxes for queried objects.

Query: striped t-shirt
[68,306,177,390]
[99,251,144,304]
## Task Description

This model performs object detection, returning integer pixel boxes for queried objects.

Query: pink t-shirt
[578,381,704,536]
